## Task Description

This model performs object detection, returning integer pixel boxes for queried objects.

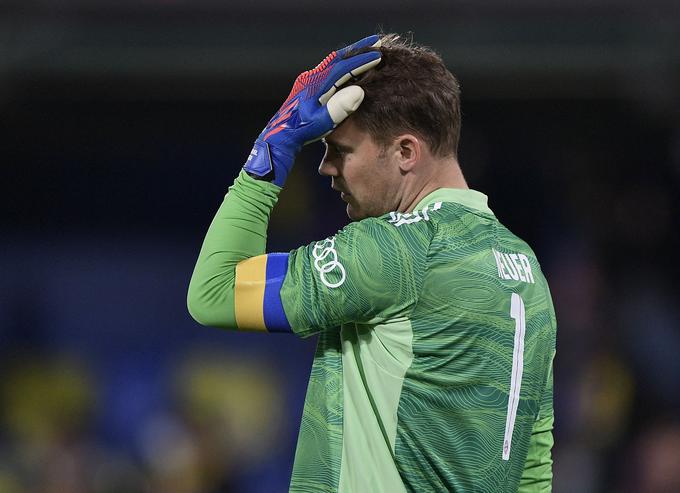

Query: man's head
[319,34,463,220]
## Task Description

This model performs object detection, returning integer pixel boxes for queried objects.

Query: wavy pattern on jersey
[284,200,556,491]
[395,203,556,492]
[283,217,426,336]
[284,217,430,491]
[289,331,344,493]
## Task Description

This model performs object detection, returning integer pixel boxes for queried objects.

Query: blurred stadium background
[2,1,680,492]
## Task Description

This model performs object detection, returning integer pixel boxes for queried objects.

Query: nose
[318,151,338,177]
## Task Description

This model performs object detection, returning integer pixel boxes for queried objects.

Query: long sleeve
[187,171,281,328]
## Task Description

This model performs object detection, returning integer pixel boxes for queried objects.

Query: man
[188,34,556,492]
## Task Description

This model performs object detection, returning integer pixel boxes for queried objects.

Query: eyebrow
[323,137,353,152]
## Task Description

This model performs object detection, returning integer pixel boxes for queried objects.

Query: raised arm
[187,36,382,331]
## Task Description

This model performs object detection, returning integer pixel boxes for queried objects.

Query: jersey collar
[412,188,493,215]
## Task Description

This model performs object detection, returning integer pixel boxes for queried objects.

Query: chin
[346,202,367,221]
[346,203,381,221]
[346,204,363,221]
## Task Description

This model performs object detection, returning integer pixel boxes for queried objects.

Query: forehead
[325,118,373,147]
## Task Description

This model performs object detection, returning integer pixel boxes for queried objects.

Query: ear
[393,134,421,173]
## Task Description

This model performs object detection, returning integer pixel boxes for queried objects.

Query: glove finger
[342,51,382,77]
[318,51,381,105]
[337,34,382,58]
[318,86,337,106]
[326,85,365,125]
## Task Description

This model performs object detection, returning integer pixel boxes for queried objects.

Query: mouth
[332,185,350,199]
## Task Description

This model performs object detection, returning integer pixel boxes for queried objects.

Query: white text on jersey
[492,249,535,284]
[388,202,442,227]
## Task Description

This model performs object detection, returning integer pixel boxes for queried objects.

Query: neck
[399,156,468,213]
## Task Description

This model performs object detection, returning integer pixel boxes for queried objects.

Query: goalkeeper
[188,34,556,492]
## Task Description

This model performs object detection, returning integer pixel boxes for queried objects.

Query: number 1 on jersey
[503,293,526,460]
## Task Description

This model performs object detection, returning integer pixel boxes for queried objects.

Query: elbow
[186,284,210,326]
[187,292,209,326]
[186,281,235,329]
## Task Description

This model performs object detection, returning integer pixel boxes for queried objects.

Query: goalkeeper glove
[243,35,382,187]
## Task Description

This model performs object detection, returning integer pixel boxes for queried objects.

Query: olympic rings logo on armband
[312,236,346,288]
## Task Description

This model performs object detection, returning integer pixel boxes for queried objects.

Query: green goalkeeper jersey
[188,173,556,492]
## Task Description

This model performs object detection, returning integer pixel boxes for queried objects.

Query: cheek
[348,165,378,197]
[343,152,394,210]
[356,165,395,212]
[342,158,367,190]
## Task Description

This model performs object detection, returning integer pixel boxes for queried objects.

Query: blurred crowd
[0,349,293,493]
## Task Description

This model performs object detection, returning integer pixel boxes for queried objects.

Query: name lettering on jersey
[388,202,442,227]
[312,236,346,288]
[492,249,535,284]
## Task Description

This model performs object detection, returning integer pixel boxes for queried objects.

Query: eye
[326,144,344,157]
[322,140,349,159]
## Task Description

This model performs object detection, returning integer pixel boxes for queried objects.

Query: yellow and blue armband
[234,253,292,332]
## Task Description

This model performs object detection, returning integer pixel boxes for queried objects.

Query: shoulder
[311,209,435,269]
[296,206,439,281]
[343,201,444,241]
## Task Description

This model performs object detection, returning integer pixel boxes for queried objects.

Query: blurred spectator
[619,420,680,493]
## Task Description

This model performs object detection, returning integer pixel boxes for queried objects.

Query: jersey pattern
[281,189,557,492]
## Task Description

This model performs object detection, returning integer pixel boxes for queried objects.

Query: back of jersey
[394,198,557,492]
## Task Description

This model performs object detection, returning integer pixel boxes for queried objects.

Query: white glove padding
[326,85,366,125]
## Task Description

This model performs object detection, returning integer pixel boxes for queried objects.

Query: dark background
[1,2,680,492]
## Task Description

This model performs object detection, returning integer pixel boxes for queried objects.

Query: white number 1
[503,293,526,460]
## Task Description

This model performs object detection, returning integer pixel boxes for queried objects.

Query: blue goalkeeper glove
[243,35,382,187]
